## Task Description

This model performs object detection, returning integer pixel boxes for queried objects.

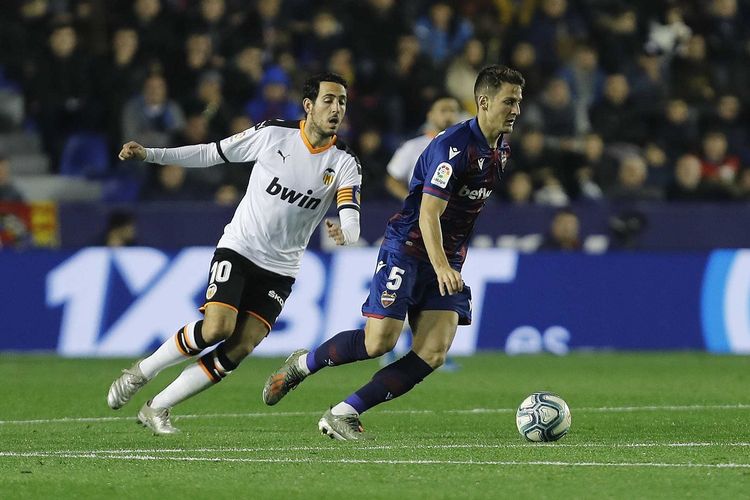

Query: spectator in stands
[608,155,663,202]
[655,98,700,164]
[191,70,232,140]
[99,27,148,150]
[591,3,641,73]
[557,43,605,133]
[698,130,741,185]
[628,43,669,127]
[521,0,587,74]
[504,170,534,205]
[172,32,217,104]
[647,4,692,58]
[103,210,138,247]
[0,154,24,202]
[244,66,299,122]
[130,0,177,64]
[413,1,474,67]
[299,9,345,73]
[223,45,264,108]
[523,78,578,150]
[563,132,616,192]
[30,20,93,169]
[702,94,749,165]
[512,128,559,178]
[121,74,186,148]
[357,128,390,201]
[140,164,203,202]
[589,74,643,146]
[534,167,570,207]
[670,34,717,105]
[665,153,731,201]
[348,0,409,80]
[388,34,442,133]
[385,95,460,200]
[539,207,581,251]
[445,38,485,114]
[507,41,544,103]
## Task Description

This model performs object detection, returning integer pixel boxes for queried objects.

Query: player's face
[429,98,460,131]
[307,82,347,137]
[486,84,523,133]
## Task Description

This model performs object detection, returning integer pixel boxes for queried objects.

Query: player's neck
[477,114,502,149]
[302,120,334,149]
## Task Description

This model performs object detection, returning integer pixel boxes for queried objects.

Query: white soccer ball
[516,391,571,442]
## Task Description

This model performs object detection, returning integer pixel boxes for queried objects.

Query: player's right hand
[435,265,463,296]
[118,141,146,161]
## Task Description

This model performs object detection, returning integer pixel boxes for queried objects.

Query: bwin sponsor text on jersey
[265,177,322,209]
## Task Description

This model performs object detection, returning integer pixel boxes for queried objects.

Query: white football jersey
[146,120,362,277]
[215,119,361,276]
[386,133,434,183]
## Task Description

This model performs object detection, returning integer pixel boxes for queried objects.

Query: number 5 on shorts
[386,266,405,290]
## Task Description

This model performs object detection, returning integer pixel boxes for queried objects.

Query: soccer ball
[516,391,571,442]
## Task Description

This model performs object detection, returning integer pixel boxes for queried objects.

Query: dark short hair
[302,73,348,102]
[473,65,525,103]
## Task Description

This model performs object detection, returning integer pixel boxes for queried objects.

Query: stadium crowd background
[0,0,749,214]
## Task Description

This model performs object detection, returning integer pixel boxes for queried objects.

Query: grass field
[1,352,749,499]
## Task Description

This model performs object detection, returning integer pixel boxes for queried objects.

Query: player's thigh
[411,310,459,368]
[200,248,248,339]
[223,313,269,358]
[203,303,239,341]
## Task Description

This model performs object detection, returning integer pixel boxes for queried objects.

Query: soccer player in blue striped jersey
[263,65,525,440]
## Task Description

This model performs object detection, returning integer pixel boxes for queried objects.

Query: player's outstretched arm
[118,141,146,161]
[419,194,463,296]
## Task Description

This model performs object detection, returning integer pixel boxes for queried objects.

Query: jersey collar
[469,117,503,153]
[299,120,337,154]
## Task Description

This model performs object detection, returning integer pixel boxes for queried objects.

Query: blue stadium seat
[59,132,110,178]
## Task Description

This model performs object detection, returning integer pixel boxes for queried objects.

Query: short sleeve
[386,143,416,182]
[215,122,269,163]
[421,140,466,201]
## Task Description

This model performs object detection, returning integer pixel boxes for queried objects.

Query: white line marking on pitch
[8,442,750,455]
[0,451,747,469]
[1,404,749,426]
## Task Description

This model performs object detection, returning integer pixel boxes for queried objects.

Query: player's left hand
[325,219,345,245]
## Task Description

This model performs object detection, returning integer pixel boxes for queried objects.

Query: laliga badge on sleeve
[431,162,452,188]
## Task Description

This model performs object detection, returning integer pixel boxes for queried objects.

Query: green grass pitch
[1,353,749,499]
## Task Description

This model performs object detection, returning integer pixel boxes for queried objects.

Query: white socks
[139,321,203,379]
[331,402,358,416]
[298,353,311,375]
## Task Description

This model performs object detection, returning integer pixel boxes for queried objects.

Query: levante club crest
[381,291,396,308]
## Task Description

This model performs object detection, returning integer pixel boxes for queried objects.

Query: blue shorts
[361,247,472,325]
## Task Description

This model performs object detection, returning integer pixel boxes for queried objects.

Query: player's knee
[201,319,235,343]
[416,349,447,369]
[364,332,399,357]
[222,342,253,362]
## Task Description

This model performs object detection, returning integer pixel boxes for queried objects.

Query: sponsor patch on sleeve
[430,162,453,188]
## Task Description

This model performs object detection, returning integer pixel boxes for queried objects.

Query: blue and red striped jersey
[382,117,510,269]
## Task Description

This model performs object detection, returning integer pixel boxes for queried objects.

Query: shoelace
[342,415,364,433]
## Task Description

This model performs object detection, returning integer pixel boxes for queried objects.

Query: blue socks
[345,351,434,414]
[306,329,370,374]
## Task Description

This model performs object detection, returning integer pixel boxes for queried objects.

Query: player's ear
[477,95,488,111]
[303,97,314,115]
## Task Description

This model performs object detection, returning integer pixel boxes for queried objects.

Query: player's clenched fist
[118,141,146,161]
[325,219,345,245]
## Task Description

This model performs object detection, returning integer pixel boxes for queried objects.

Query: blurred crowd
[1,0,750,207]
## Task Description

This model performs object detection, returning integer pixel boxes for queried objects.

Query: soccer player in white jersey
[107,73,362,435]
[385,95,461,200]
